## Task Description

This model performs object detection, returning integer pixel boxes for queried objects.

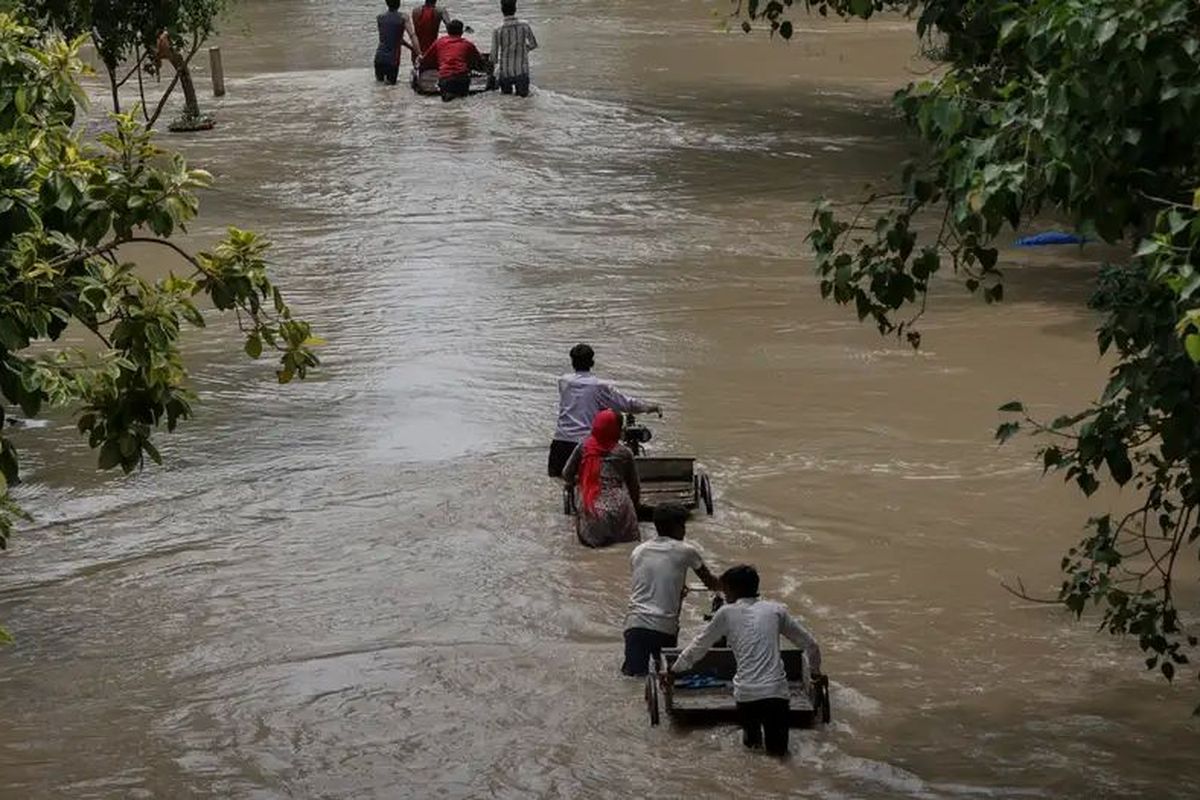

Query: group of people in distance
[374,0,538,101]
[550,344,824,757]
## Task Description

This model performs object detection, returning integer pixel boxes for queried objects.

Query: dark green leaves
[995,421,1020,444]
[0,18,317,566]
[779,0,1200,705]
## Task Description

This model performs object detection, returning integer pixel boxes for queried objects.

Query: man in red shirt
[419,19,484,102]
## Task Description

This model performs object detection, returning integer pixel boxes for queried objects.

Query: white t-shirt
[672,597,822,702]
[624,537,704,635]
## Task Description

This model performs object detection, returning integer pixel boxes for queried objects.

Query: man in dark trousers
[622,504,721,676]
[419,19,484,102]
[670,565,823,757]
[374,0,417,85]
[548,344,661,478]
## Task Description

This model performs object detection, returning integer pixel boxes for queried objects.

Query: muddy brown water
[2,2,1198,798]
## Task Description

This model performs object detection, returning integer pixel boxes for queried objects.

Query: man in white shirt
[547,343,660,478]
[622,504,721,676]
[671,564,822,757]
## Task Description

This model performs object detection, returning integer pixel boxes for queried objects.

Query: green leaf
[0,625,11,645]
[98,440,122,471]
[1185,334,1200,363]
[995,421,1020,444]
[1042,446,1063,473]
[1105,448,1133,485]
[244,334,263,359]
[1095,19,1118,46]
[999,401,1025,413]
[1134,239,1159,258]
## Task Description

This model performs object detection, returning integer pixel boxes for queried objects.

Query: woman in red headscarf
[562,409,641,547]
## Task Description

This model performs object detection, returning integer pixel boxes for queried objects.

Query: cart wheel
[645,673,660,727]
[699,473,714,516]
[812,675,832,724]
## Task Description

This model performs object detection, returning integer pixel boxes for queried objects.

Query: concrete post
[209,47,226,97]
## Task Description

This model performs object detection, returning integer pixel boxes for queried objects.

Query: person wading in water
[374,0,419,85]
[412,0,452,56]
[561,409,642,548]
[418,19,484,102]
[548,344,660,478]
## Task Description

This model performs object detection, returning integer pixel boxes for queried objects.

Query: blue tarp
[1015,231,1088,247]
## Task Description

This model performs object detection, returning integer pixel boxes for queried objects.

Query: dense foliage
[735,0,1200,706]
[15,0,228,128]
[0,13,317,636]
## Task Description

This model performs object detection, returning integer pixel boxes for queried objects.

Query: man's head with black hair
[570,343,595,372]
[720,565,760,601]
[447,19,465,36]
[652,503,688,540]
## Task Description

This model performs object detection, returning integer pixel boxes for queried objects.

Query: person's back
[423,32,479,78]
[492,0,538,97]
[374,1,409,84]
[419,19,480,101]
[548,344,659,478]
[671,565,820,757]
[413,1,450,54]
[627,538,702,635]
[717,598,795,700]
[621,505,719,675]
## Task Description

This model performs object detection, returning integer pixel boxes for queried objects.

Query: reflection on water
[1,1,1197,798]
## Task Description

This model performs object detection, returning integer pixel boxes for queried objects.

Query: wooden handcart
[645,648,831,728]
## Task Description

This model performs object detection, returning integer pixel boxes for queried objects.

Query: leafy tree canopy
[735,0,1200,708]
[0,11,318,631]
[16,0,229,127]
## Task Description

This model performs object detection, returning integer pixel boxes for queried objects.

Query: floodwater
[2,1,1198,798]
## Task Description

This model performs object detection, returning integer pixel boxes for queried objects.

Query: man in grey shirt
[548,343,660,478]
[622,504,721,676]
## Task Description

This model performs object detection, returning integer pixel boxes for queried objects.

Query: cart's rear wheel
[699,473,714,516]
[645,673,660,726]
[812,675,832,724]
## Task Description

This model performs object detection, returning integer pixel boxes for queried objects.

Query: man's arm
[671,609,727,674]
[598,382,659,416]
[780,607,822,675]
[525,23,538,52]
[402,18,419,62]
[694,563,721,594]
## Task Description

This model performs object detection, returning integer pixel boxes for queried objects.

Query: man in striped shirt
[491,0,538,97]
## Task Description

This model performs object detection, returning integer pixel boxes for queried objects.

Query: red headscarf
[579,409,621,514]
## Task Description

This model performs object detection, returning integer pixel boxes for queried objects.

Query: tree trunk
[105,62,121,115]
[165,47,201,120]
